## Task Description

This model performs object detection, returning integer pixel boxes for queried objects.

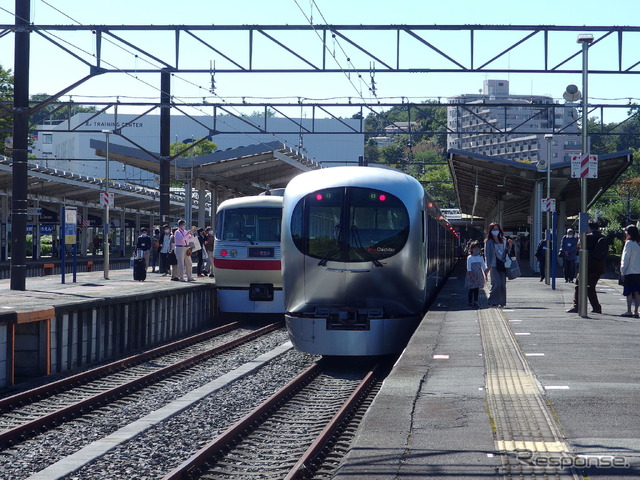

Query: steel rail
[283,362,382,480]
[162,362,322,480]
[0,321,242,413]
[0,321,282,447]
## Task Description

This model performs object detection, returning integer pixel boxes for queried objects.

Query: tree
[170,138,218,158]
[29,93,97,126]
[248,108,276,118]
[0,65,13,156]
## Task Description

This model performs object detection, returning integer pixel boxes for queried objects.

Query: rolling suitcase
[133,255,147,281]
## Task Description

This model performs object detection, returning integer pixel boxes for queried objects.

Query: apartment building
[447,80,582,166]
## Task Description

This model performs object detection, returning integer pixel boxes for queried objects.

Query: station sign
[27,207,42,216]
[100,192,115,207]
[571,154,598,179]
[26,224,55,235]
[440,208,462,220]
[541,198,556,212]
[64,207,77,244]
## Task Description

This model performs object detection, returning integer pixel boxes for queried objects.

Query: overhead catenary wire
[2,1,323,163]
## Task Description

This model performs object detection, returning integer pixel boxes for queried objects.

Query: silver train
[281,166,457,356]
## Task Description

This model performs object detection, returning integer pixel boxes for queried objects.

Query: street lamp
[544,134,553,285]
[102,129,112,280]
[577,33,593,318]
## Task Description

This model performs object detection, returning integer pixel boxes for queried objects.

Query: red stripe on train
[214,258,282,270]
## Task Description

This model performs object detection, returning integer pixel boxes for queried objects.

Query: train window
[292,187,344,261]
[347,188,409,262]
[218,208,282,242]
[291,187,409,262]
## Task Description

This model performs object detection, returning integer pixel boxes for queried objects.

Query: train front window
[291,187,409,262]
[347,188,409,261]
[219,208,281,242]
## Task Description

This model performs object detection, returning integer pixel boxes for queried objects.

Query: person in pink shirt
[174,219,195,282]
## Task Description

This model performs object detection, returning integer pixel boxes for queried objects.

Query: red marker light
[221,250,228,256]
[428,202,434,209]
[316,194,323,201]
[379,194,386,202]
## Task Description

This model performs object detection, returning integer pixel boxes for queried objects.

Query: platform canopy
[448,149,634,227]
[90,140,319,196]
[0,156,189,217]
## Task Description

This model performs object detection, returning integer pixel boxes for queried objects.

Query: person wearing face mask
[158,224,172,276]
[135,228,152,271]
[559,228,578,283]
[535,232,548,282]
[465,240,488,309]
[484,222,512,307]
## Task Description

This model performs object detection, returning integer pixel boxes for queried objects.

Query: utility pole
[10,0,30,291]
[160,70,171,225]
[577,33,594,318]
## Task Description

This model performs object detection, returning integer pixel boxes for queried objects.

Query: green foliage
[0,65,13,156]
[362,102,453,208]
[29,93,97,126]
[170,138,218,158]
[248,108,276,117]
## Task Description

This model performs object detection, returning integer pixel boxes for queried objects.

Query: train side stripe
[214,258,282,270]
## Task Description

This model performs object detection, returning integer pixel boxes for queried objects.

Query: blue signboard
[26,224,55,235]
[64,207,77,244]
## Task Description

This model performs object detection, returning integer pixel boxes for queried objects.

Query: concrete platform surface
[0,266,212,321]
[335,261,640,480]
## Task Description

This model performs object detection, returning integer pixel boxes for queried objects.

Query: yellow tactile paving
[478,308,580,479]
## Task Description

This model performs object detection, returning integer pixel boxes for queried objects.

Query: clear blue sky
[1,0,639,122]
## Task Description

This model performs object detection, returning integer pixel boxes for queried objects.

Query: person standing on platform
[535,233,547,282]
[135,228,152,271]
[567,222,608,314]
[204,226,215,278]
[465,240,487,309]
[620,224,640,318]
[196,228,206,277]
[484,222,512,308]
[150,228,160,273]
[560,228,578,283]
[158,224,172,276]
[169,227,179,281]
[174,220,195,282]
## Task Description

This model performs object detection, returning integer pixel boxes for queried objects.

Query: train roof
[284,166,422,194]
[217,195,283,212]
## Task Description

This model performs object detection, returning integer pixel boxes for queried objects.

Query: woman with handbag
[484,222,512,308]
[620,225,640,318]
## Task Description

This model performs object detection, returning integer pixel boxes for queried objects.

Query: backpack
[591,236,608,260]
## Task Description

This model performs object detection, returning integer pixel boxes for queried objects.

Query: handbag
[167,250,178,266]
[506,257,521,280]
[186,247,193,256]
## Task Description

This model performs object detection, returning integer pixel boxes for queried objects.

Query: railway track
[0,320,282,447]
[163,359,386,480]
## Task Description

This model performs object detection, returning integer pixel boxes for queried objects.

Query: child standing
[465,240,487,309]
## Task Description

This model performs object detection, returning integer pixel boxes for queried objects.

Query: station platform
[0,267,216,389]
[335,261,640,480]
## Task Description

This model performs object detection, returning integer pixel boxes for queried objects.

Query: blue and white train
[281,166,457,356]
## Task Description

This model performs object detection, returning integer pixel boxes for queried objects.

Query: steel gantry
[5,12,640,289]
